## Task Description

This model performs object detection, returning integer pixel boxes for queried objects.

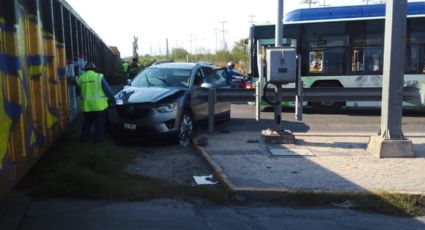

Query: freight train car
[0,0,119,199]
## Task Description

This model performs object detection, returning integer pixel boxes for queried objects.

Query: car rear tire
[178,111,194,143]
[311,82,344,114]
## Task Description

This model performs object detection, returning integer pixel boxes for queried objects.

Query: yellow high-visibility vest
[76,70,108,112]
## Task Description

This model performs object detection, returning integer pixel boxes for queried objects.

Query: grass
[17,122,425,216]
[276,192,425,217]
[18,127,230,203]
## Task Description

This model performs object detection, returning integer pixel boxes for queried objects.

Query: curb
[193,144,425,200]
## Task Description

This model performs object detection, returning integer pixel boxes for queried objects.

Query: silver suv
[108,62,230,141]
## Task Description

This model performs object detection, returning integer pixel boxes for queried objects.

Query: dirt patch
[125,145,212,186]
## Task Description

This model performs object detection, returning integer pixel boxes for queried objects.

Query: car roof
[149,62,213,70]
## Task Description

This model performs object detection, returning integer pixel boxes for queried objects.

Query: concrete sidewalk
[195,109,425,196]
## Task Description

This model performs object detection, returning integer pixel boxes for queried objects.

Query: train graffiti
[0,0,119,199]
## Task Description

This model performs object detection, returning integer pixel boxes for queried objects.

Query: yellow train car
[0,0,119,199]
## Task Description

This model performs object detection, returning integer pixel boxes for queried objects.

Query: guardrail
[203,84,425,134]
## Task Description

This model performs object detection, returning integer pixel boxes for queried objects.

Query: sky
[64,0,423,57]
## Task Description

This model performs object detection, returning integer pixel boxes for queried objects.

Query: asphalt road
[224,104,425,134]
[17,199,425,230]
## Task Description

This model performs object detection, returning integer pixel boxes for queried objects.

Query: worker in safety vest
[122,61,129,73]
[76,62,115,144]
[127,57,140,79]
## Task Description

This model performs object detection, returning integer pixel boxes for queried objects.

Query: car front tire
[178,111,194,143]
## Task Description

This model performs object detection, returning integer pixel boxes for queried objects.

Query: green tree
[171,48,189,61]
[231,39,248,63]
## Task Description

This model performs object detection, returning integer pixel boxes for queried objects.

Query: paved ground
[198,105,425,194]
[125,145,211,185]
[15,199,425,230]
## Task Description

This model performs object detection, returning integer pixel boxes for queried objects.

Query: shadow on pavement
[208,118,310,133]
[262,106,425,117]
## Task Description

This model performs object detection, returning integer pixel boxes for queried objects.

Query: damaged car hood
[115,86,184,104]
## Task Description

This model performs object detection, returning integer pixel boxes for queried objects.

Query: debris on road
[193,175,218,185]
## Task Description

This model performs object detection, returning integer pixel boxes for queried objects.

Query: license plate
[124,123,136,130]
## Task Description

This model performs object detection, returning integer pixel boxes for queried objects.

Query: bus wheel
[311,82,344,114]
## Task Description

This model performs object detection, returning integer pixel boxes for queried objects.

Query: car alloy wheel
[179,112,193,141]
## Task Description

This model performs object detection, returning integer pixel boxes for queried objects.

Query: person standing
[127,57,140,79]
[227,61,245,88]
[76,62,115,144]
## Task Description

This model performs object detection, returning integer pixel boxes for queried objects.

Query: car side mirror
[200,83,213,89]
[127,79,132,85]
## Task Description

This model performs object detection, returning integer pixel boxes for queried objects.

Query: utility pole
[363,0,386,4]
[189,34,195,55]
[367,0,414,158]
[248,14,255,26]
[219,21,227,51]
[300,0,319,8]
[166,38,169,60]
[132,36,139,58]
[214,28,218,53]
[320,0,330,7]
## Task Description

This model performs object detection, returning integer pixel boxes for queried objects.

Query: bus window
[309,50,323,73]
[324,47,345,74]
[364,46,383,73]
[352,48,364,72]
[405,45,420,73]
[351,46,383,74]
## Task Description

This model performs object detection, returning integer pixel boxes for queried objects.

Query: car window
[193,70,204,86]
[131,68,191,88]
[204,68,226,86]
[201,67,213,77]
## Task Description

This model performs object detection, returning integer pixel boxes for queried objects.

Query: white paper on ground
[193,175,218,185]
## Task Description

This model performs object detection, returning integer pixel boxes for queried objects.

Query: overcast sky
[64,0,423,57]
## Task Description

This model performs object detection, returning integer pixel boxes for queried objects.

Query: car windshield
[131,68,192,88]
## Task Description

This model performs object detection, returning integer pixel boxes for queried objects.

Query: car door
[190,68,209,121]
[202,67,231,116]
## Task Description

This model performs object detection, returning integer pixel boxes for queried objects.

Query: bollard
[295,56,303,121]
[208,88,216,135]
[256,80,261,122]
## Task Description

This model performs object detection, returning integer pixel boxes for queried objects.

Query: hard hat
[85,62,96,71]
[227,61,235,68]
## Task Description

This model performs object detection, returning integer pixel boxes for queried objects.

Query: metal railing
[203,84,425,134]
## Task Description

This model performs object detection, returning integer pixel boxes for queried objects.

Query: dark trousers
[81,110,106,144]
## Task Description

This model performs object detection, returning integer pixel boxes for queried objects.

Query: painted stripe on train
[28,15,39,25]
[0,55,21,75]
[3,99,24,121]
[57,68,66,78]
[0,23,17,33]
[26,124,36,149]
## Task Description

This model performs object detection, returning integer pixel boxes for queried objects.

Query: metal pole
[295,55,303,121]
[166,38,169,60]
[256,40,263,123]
[367,0,414,158]
[274,0,284,131]
[208,88,216,135]
[256,81,261,122]
[379,0,407,140]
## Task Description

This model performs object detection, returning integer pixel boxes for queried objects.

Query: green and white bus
[249,2,425,113]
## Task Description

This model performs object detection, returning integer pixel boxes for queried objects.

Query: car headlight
[156,102,178,113]
[115,99,124,105]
